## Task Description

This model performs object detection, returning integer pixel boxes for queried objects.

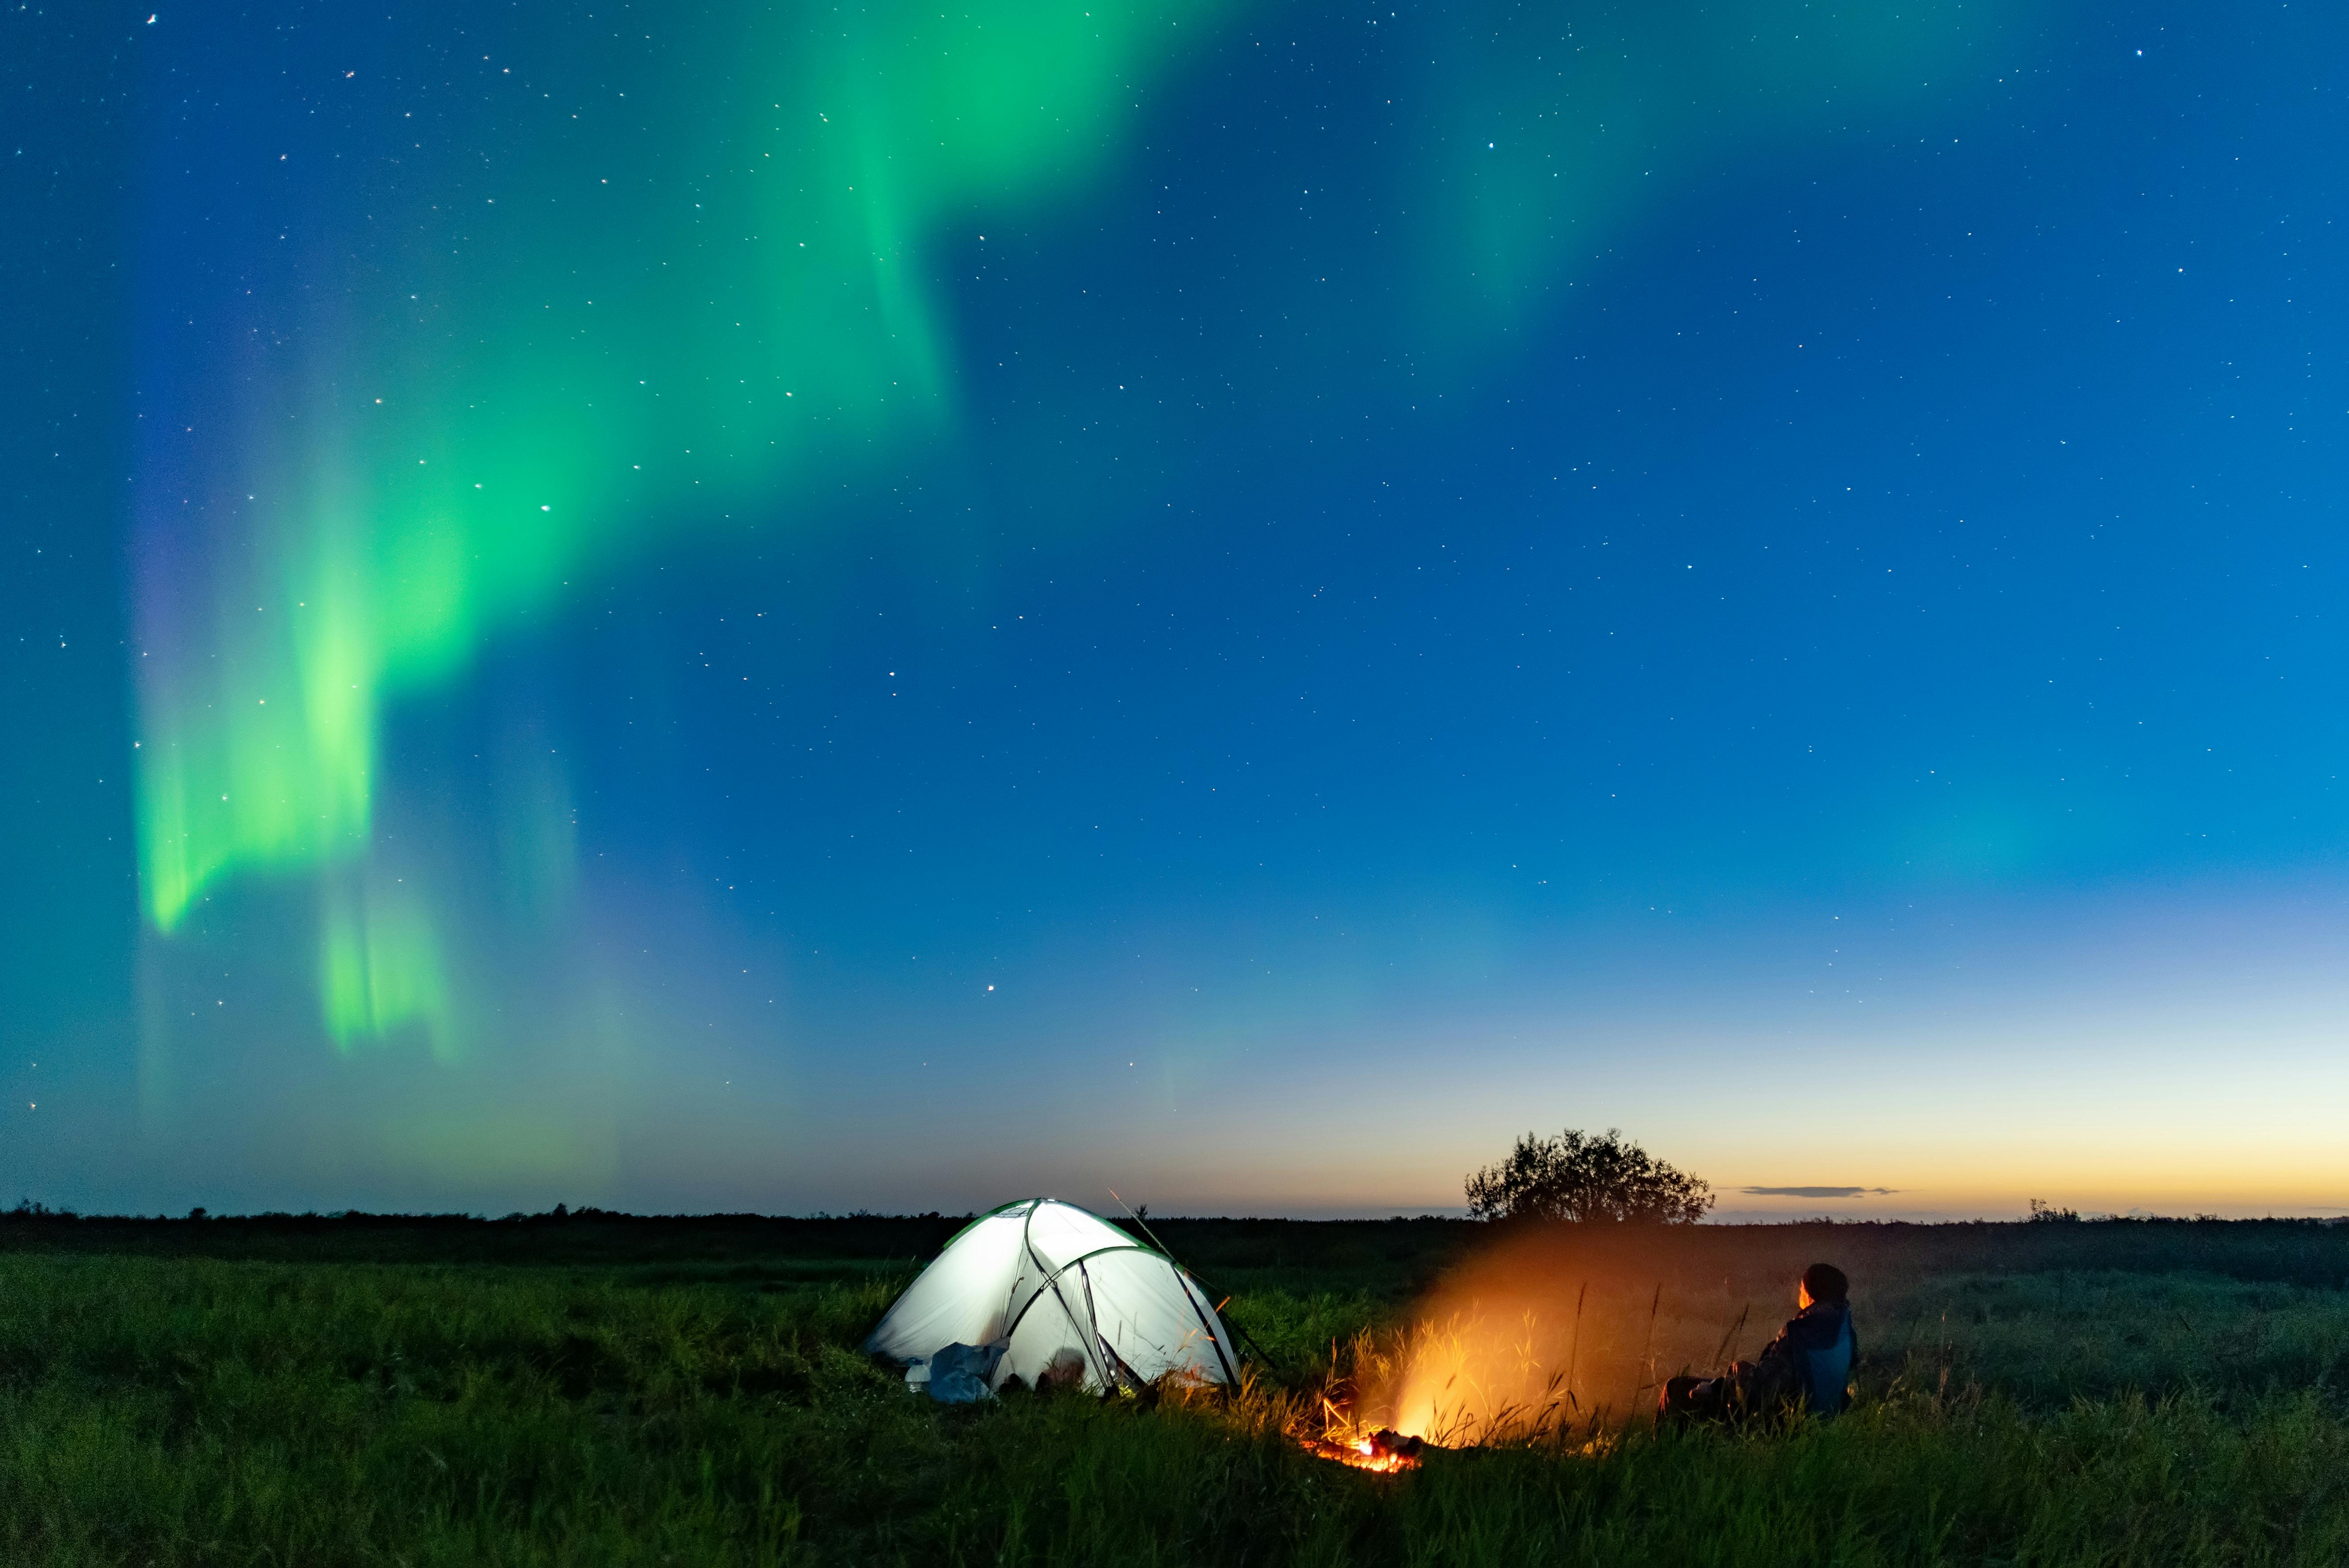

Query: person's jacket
[1752,1300,1855,1415]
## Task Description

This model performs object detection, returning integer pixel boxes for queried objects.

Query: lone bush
[1465,1127,1713,1225]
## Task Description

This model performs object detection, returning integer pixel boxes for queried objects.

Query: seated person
[1662,1262,1857,1423]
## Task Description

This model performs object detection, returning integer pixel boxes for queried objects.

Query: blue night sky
[3,0,2344,1218]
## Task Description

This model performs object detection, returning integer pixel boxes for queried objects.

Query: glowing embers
[1301,1422,1426,1474]
[1297,1388,1428,1474]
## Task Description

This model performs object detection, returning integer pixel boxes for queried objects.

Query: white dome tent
[864,1198,1240,1399]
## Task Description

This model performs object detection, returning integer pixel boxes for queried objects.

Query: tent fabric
[863,1198,1239,1394]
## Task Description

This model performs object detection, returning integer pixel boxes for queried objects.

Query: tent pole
[1109,1188,1279,1380]
[1066,1259,1116,1392]
[1107,1188,1181,1260]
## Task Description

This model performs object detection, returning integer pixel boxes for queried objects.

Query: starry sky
[5,0,2344,1219]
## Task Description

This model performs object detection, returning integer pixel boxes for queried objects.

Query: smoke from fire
[1348,1224,1818,1443]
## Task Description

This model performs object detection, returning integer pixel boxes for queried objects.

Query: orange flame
[1298,1433,1420,1474]
[1296,1398,1424,1473]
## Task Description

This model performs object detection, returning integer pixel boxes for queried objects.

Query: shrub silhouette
[1465,1127,1714,1225]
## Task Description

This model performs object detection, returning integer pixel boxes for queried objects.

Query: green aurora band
[134,0,2013,1062]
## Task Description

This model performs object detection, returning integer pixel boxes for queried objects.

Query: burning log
[1302,1427,1426,1473]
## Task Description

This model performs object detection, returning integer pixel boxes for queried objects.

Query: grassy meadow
[0,1210,2345,1564]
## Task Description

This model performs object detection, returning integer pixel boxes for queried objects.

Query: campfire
[1299,1395,1426,1473]
[1302,1426,1425,1474]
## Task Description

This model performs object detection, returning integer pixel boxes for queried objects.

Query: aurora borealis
[132,0,1243,1042]
[8,0,2348,1216]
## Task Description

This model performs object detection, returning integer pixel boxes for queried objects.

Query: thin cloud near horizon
[1740,1186,1901,1199]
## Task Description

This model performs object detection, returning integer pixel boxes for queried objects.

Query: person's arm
[1750,1318,1799,1371]
[1738,1318,1805,1406]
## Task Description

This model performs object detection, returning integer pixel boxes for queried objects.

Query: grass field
[1,1210,2345,1564]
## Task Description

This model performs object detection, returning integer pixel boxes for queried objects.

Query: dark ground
[3,1206,2346,1564]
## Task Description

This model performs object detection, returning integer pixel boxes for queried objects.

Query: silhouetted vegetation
[1464,1127,1715,1224]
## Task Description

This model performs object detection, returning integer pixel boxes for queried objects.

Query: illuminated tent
[863,1198,1240,1397]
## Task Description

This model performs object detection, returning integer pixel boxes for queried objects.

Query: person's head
[1798,1263,1849,1310]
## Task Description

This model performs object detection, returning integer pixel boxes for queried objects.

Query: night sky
[5,0,2344,1218]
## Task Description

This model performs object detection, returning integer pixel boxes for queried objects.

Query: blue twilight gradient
[4,0,2346,1217]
